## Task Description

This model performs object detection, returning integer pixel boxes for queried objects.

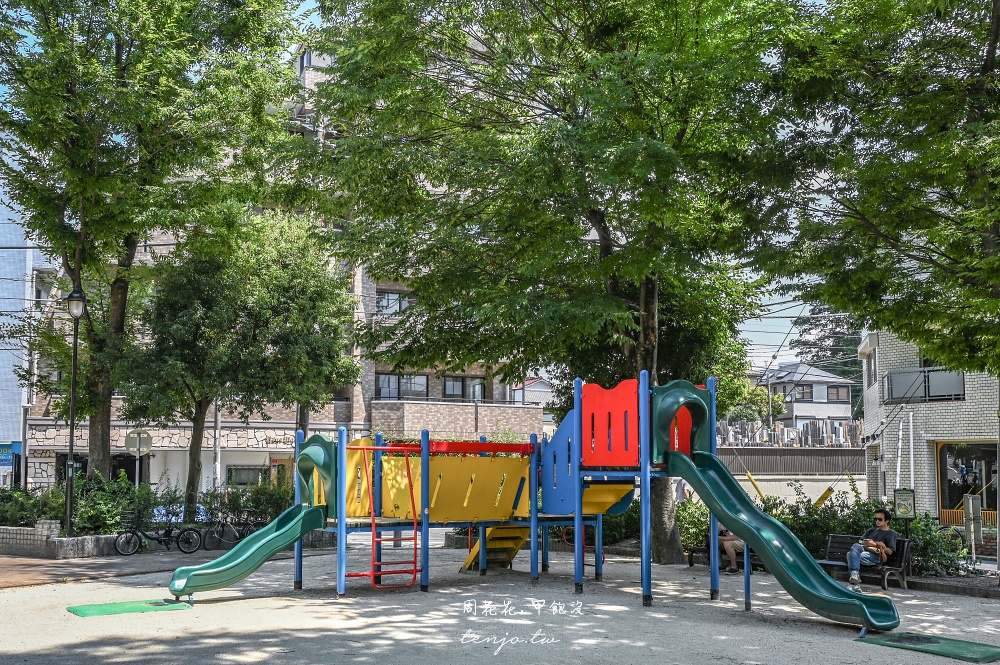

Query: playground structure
[168,371,900,631]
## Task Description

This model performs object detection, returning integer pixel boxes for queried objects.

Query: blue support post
[639,370,652,606]
[708,377,721,602]
[705,376,724,600]
[542,525,550,572]
[572,377,584,594]
[294,429,304,590]
[336,427,348,598]
[420,429,430,591]
[744,546,752,611]
[530,433,539,581]
[710,514,720,599]
[479,524,488,575]
[595,513,603,581]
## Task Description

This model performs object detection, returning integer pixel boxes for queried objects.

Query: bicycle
[114,510,202,556]
[202,508,266,550]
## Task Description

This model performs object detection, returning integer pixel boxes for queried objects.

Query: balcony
[882,367,965,404]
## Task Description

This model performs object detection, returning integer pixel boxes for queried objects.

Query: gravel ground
[3,548,1000,665]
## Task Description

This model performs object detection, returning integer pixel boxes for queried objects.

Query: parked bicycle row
[114,508,270,556]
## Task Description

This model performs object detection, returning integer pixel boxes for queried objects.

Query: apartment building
[858,331,999,526]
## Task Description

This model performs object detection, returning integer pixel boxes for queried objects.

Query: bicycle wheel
[115,531,141,556]
[241,521,262,540]
[177,527,202,554]
[202,522,223,550]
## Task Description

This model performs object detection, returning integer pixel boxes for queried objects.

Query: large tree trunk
[640,274,687,564]
[85,234,139,479]
[185,399,211,522]
[87,378,113,479]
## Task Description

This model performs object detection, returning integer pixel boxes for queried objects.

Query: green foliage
[0,0,300,478]
[314,0,796,387]
[727,385,786,423]
[0,486,49,526]
[757,477,883,557]
[0,472,195,535]
[118,211,361,518]
[199,481,294,524]
[758,1,1000,376]
[909,513,967,576]
[789,304,863,419]
[601,500,642,545]
[677,500,711,551]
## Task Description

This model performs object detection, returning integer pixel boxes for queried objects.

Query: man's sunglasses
[874,517,885,522]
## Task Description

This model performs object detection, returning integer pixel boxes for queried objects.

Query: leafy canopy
[310,0,797,383]
[118,209,361,426]
[762,0,1000,374]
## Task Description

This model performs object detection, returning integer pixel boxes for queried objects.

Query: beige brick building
[858,331,1000,526]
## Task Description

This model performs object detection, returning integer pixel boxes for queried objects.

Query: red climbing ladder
[346,443,422,589]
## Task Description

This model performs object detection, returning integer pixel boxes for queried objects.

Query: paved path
[3,547,1000,664]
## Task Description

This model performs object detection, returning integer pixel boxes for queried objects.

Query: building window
[938,443,997,519]
[376,373,427,399]
[865,349,878,388]
[795,384,813,401]
[828,385,850,402]
[227,466,268,487]
[375,291,416,315]
[443,376,485,401]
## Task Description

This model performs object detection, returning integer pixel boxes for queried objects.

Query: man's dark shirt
[862,527,897,554]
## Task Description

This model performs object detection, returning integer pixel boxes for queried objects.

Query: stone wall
[0,520,117,558]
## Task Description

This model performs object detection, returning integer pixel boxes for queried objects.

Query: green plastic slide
[669,451,900,631]
[168,503,325,598]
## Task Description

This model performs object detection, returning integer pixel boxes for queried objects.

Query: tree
[727,386,785,424]
[311,0,797,562]
[0,0,297,478]
[759,0,1000,376]
[118,211,361,519]
[789,303,863,418]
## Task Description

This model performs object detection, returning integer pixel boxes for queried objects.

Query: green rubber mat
[858,632,1000,663]
[67,599,191,617]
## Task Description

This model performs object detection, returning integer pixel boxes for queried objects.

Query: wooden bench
[815,533,911,590]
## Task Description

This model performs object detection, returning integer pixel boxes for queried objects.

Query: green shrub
[908,512,967,576]
[601,500,641,544]
[677,499,710,550]
[757,476,882,558]
[0,487,39,526]
[200,480,294,524]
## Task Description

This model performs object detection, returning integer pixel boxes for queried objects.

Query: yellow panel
[581,484,633,514]
[344,440,374,518]
[382,456,530,523]
[381,455,421,519]
[313,468,325,507]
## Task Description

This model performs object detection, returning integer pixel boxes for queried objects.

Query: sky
[741,298,805,372]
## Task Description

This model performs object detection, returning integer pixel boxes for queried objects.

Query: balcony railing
[373,396,541,406]
[883,367,965,404]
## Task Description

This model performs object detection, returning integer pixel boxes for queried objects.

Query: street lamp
[64,288,86,536]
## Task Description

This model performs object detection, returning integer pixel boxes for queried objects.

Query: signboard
[124,429,152,456]
[893,488,916,521]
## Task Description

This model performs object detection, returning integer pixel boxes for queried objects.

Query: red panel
[581,379,640,467]
[429,441,534,456]
[671,407,692,456]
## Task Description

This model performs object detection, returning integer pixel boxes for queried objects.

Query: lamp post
[64,288,86,537]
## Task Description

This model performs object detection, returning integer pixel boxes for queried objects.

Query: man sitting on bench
[847,508,897,590]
